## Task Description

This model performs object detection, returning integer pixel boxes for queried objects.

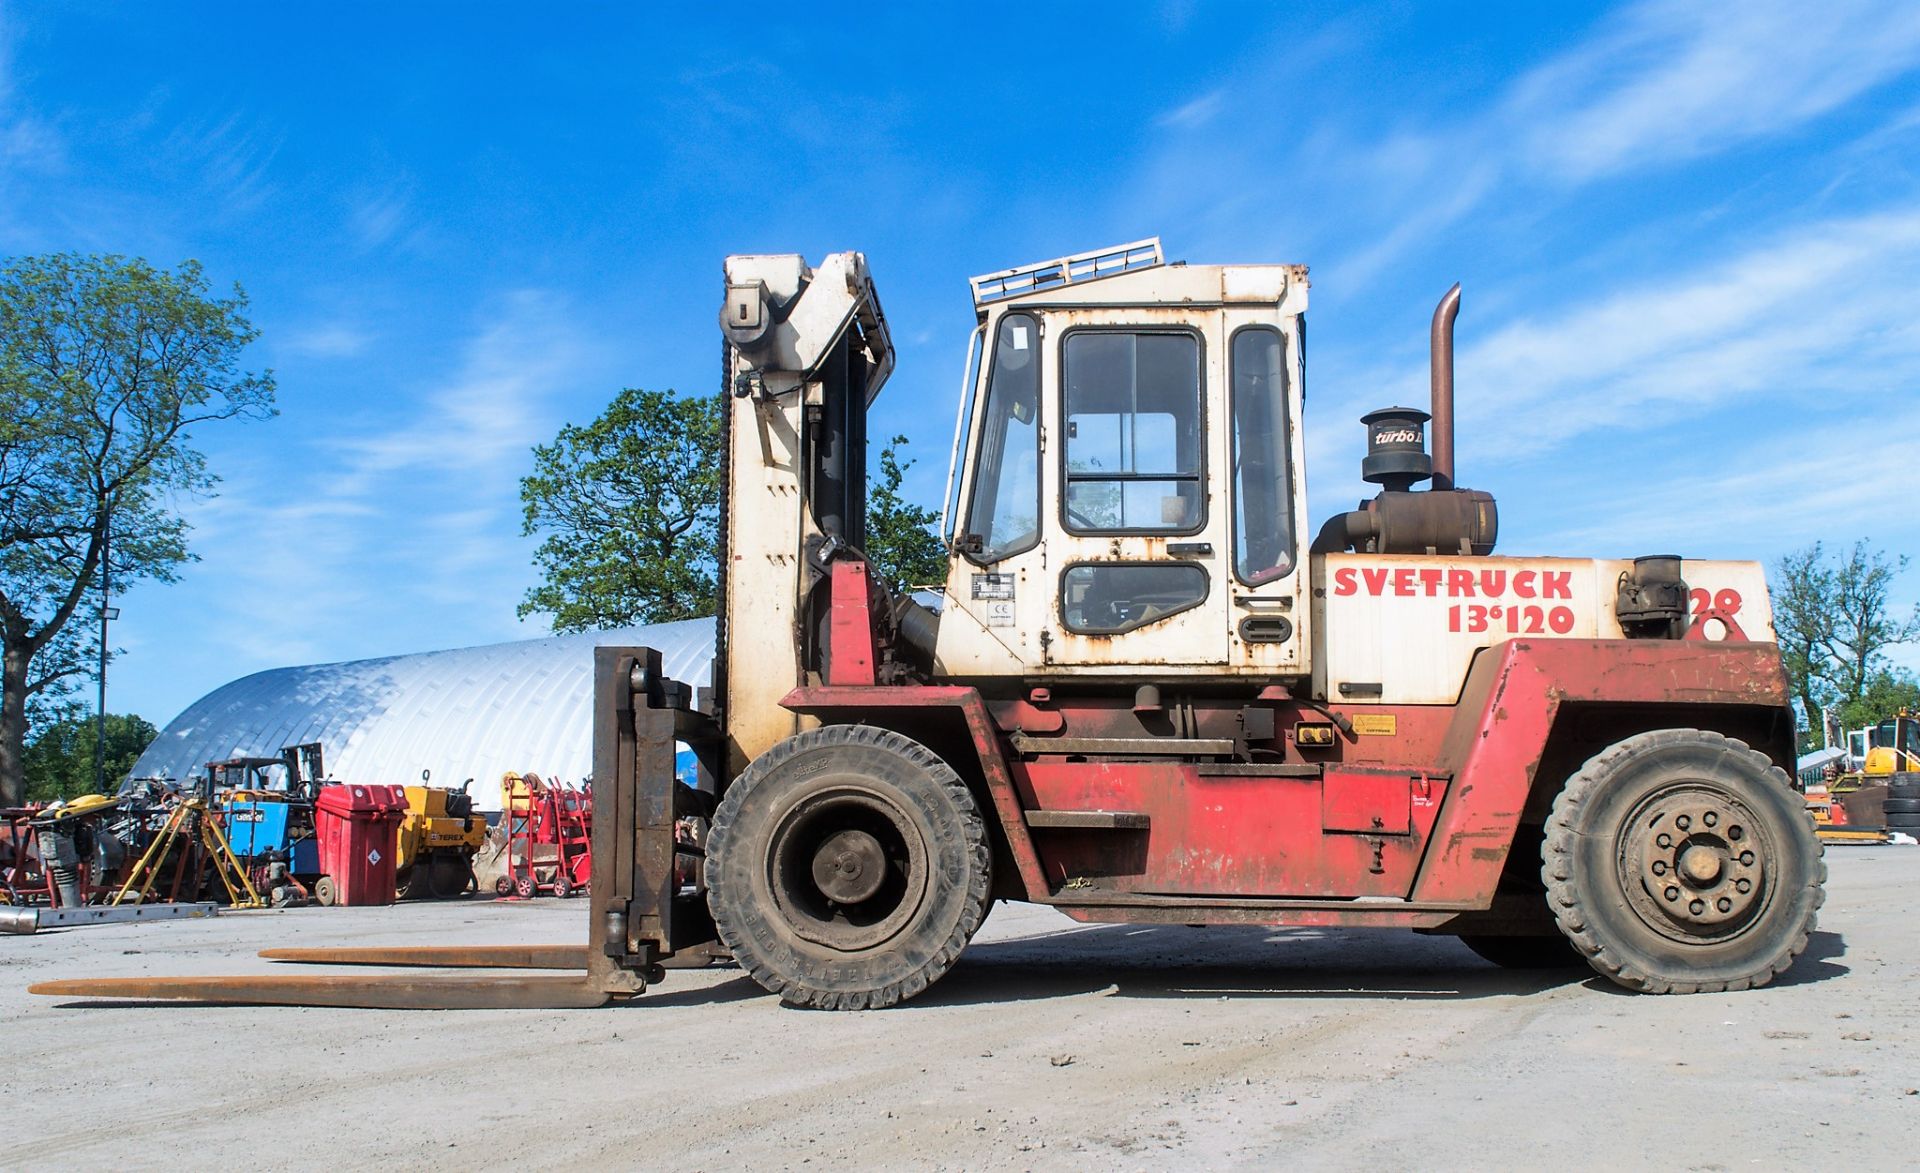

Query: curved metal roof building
[127,619,715,811]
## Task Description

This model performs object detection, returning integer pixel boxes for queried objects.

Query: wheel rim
[766,785,930,952]
[1616,782,1774,943]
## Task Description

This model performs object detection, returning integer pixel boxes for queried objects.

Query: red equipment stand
[496,776,592,898]
[547,784,592,892]
[1,809,41,904]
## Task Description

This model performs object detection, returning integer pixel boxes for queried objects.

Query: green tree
[1771,544,1831,741]
[520,396,951,627]
[865,434,948,596]
[1771,540,1920,748]
[1834,670,1920,737]
[519,388,723,630]
[23,711,157,802]
[0,255,274,806]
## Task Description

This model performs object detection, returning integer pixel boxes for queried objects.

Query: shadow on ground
[913,923,1594,1008]
[34,928,1850,1013]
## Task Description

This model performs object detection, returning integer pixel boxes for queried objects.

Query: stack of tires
[1889,773,1920,835]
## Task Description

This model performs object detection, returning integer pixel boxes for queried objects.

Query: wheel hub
[811,829,887,904]
[1677,844,1722,884]
[766,786,930,952]
[1621,788,1767,938]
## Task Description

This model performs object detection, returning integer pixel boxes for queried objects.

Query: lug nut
[1739,851,1755,866]
[1657,833,1673,848]
[1665,886,1680,902]
[1689,899,1705,916]
[1717,897,1732,913]
[1729,826,1743,841]
[1652,860,1668,875]
[1703,811,1717,827]
[1676,815,1692,831]
[1735,878,1751,893]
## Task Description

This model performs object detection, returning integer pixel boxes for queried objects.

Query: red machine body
[790,576,1792,930]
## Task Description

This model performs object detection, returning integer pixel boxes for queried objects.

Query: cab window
[961,314,1041,563]
[1061,563,1209,634]
[1230,327,1296,584]
[1062,331,1203,534]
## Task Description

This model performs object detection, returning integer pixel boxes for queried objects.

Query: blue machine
[224,799,319,875]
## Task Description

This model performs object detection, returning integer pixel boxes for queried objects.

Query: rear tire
[705,725,991,1010]
[1458,933,1585,969]
[1542,729,1823,993]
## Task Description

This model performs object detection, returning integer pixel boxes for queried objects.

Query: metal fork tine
[258,944,587,969]
[28,973,614,1010]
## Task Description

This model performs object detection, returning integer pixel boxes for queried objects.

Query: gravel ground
[2,847,1914,1171]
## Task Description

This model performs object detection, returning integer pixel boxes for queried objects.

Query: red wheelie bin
[313,784,407,906]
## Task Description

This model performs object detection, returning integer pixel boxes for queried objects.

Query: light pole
[95,533,117,795]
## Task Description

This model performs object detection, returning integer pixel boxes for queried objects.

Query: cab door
[1039,309,1231,671]
[1221,312,1310,677]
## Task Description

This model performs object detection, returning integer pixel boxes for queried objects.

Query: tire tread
[705,724,991,1010]
[1541,728,1825,995]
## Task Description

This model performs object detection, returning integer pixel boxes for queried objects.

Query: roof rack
[969,237,1164,306]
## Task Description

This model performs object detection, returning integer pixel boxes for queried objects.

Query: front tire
[705,725,991,1010]
[1543,729,1824,993]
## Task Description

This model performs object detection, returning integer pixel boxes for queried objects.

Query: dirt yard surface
[3,847,1914,1170]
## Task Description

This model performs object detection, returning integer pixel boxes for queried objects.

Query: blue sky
[4,1,1919,725]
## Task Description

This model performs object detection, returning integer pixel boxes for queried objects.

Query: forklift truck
[33,240,1819,1009]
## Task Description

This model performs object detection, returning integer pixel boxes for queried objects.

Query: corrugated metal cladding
[126,619,715,811]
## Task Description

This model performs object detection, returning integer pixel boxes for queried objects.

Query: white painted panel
[1313,555,1775,704]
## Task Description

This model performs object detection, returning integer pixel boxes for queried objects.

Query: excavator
[32,239,1822,1009]
[1823,711,1920,832]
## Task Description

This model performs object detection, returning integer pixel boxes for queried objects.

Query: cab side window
[1230,327,1296,584]
[962,314,1042,563]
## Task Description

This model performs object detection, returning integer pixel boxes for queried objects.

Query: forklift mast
[715,252,895,778]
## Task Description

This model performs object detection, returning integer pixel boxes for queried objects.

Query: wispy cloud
[161,108,283,218]
[279,322,373,359]
[1156,89,1222,130]
[346,182,429,252]
[1440,207,1920,457]
[1544,396,1920,555]
[0,11,67,243]
[183,290,600,668]
[349,192,407,247]
[1317,203,1920,482]
[340,290,587,479]
[1139,0,1920,285]
[1511,0,1920,181]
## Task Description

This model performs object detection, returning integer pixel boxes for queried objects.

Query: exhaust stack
[1429,282,1461,492]
[1309,282,1497,557]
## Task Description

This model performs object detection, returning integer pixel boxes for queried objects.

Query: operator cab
[937,240,1312,681]
[1865,713,1920,773]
